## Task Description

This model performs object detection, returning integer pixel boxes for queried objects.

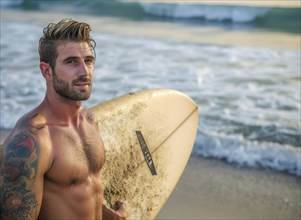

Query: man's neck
[43,91,84,127]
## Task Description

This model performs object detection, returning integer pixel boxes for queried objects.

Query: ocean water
[0,0,300,176]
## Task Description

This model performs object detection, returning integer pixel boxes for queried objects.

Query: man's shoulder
[82,108,99,125]
[17,110,47,131]
[3,110,48,148]
[2,112,52,172]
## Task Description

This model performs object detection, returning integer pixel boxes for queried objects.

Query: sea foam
[140,3,268,22]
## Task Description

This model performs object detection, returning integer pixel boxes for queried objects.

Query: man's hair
[39,18,96,69]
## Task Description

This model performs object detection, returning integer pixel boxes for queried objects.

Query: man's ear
[40,62,53,80]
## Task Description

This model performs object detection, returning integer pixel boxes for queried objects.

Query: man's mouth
[74,82,90,86]
[73,79,91,87]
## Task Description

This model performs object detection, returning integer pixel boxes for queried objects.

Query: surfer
[0,19,126,220]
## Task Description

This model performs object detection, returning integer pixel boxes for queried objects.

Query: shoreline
[1,8,300,50]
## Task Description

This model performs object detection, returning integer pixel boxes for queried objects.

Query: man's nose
[78,61,89,76]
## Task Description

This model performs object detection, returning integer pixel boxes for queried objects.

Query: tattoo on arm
[1,131,40,219]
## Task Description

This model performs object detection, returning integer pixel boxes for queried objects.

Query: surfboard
[90,88,199,219]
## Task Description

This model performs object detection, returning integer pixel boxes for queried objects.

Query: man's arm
[1,131,44,220]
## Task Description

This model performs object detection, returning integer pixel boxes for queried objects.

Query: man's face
[52,41,95,101]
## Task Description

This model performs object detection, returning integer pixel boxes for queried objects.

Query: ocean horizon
[1,0,300,177]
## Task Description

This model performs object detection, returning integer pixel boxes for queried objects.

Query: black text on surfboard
[135,131,157,176]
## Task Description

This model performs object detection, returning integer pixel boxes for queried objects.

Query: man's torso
[2,109,106,219]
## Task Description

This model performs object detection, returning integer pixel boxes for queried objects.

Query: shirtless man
[0,19,126,220]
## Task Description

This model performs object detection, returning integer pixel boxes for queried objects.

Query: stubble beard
[52,71,92,101]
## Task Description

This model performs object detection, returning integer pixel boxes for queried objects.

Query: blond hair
[38,19,96,69]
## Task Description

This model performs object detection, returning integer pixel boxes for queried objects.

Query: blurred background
[1,0,300,177]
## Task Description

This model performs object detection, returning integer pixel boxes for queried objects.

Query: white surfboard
[90,89,199,219]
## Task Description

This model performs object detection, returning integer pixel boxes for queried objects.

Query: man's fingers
[115,201,126,216]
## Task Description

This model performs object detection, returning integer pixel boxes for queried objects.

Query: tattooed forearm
[1,131,40,219]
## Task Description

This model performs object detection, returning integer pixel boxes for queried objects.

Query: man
[0,19,126,220]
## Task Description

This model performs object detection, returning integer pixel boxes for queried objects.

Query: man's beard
[52,71,92,101]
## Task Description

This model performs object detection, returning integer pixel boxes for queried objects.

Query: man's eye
[66,60,76,64]
[85,59,94,64]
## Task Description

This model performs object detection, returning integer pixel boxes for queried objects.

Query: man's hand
[114,201,126,217]
[102,201,126,220]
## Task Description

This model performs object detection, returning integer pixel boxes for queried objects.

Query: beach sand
[1,7,301,220]
[156,156,301,220]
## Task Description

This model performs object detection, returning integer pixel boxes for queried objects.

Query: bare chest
[46,125,105,185]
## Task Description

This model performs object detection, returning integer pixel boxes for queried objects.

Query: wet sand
[156,156,301,220]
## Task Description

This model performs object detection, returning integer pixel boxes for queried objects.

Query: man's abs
[38,174,104,219]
